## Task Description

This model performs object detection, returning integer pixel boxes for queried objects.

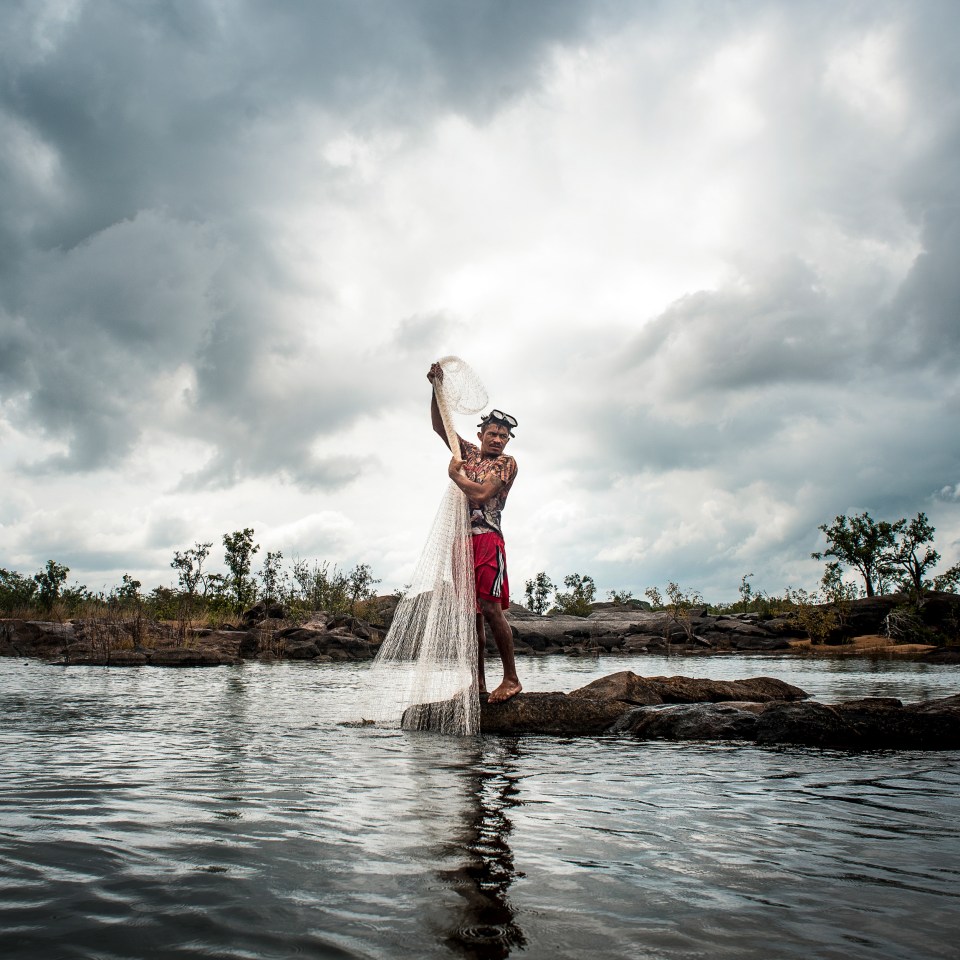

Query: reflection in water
[440,739,527,959]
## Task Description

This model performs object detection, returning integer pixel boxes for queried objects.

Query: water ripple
[0,658,958,959]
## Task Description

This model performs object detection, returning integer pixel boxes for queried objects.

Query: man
[427,362,522,704]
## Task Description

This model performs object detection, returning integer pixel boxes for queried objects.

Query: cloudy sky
[2,0,959,603]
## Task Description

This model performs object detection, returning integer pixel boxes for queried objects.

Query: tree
[664,581,704,641]
[223,528,260,613]
[607,588,635,605]
[644,586,664,609]
[737,573,755,612]
[812,512,897,598]
[0,568,38,612]
[110,573,142,605]
[933,562,960,594]
[171,542,212,597]
[34,560,69,611]
[553,573,596,616]
[258,550,285,604]
[347,563,380,612]
[886,512,940,597]
[524,572,555,615]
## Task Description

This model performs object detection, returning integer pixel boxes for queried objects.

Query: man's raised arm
[427,362,451,450]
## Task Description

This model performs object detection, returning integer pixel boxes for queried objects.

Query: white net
[356,356,489,735]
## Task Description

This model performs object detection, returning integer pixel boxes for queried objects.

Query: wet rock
[752,701,850,747]
[62,650,150,667]
[911,693,960,713]
[606,694,960,749]
[480,692,629,735]
[611,702,764,740]
[147,648,239,667]
[55,646,238,667]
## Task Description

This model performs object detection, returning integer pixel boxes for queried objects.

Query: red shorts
[472,532,509,611]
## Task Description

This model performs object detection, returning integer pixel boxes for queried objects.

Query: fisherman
[427,362,522,704]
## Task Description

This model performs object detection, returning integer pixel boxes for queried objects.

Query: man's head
[477,409,516,457]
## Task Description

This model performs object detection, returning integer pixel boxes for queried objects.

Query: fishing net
[358,356,488,735]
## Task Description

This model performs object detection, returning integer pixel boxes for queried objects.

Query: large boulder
[1,619,77,657]
[480,692,629,735]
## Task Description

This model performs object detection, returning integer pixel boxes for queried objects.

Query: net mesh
[356,356,489,735]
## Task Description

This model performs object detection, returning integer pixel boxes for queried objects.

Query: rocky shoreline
[3,593,959,666]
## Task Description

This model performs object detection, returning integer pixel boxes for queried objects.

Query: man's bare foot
[488,680,522,704]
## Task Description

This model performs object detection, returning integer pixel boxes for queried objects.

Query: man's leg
[476,613,487,695]
[478,597,521,703]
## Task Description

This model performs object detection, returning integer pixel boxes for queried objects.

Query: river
[1,654,958,959]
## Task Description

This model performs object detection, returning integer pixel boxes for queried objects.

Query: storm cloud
[1,0,958,599]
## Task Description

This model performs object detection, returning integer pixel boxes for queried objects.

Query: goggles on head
[478,409,518,436]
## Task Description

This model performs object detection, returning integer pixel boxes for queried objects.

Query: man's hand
[427,361,444,385]
[448,456,465,478]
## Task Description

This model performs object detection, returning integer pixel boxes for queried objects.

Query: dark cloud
[0,0,607,484]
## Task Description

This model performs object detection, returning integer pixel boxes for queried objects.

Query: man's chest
[466,454,505,486]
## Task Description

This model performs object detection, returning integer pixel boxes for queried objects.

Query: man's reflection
[439,738,526,959]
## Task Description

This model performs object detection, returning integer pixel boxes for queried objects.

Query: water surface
[1,655,957,959]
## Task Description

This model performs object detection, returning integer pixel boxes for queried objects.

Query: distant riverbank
[3,593,959,666]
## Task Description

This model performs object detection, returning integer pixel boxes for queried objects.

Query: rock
[611,702,763,740]
[644,675,808,703]
[839,697,903,709]
[918,592,960,633]
[241,601,290,624]
[595,634,625,651]
[284,641,321,660]
[763,617,808,638]
[919,647,960,664]
[146,648,238,667]
[401,669,960,748]
[569,671,664,706]
[910,693,960,712]
[841,596,902,636]
[479,692,629,735]
[730,636,792,651]
[60,650,150,667]
[519,631,552,651]
[708,618,770,636]
[751,697,960,750]
[753,701,851,747]
[238,631,260,658]
[1,619,77,657]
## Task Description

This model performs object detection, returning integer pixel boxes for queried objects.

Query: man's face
[479,423,511,457]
